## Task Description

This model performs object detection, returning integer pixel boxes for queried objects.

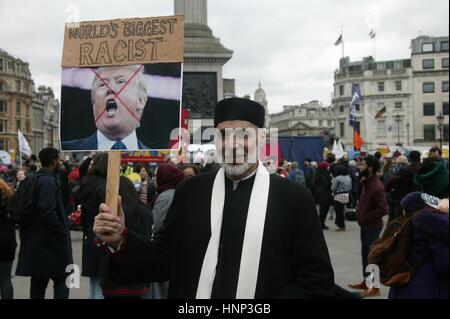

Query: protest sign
[60,16,184,152]
[60,16,184,215]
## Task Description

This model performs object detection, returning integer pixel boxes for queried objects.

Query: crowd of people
[0,140,448,299]
[271,146,449,298]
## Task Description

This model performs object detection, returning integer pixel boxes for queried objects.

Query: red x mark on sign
[90,65,145,124]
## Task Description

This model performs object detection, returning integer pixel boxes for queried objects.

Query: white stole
[195,161,270,299]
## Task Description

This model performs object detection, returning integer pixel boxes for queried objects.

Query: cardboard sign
[59,16,184,152]
[62,16,184,67]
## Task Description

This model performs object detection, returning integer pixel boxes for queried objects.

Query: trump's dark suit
[61,133,148,151]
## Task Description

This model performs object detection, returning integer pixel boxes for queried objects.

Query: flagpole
[341,26,345,58]
[374,33,377,59]
[19,149,22,167]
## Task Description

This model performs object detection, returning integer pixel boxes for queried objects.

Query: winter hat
[401,192,445,214]
[414,159,449,198]
[318,161,329,170]
[396,155,409,165]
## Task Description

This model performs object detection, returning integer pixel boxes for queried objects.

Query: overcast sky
[0,0,448,113]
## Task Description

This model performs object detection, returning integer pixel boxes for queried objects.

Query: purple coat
[389,211,449,299]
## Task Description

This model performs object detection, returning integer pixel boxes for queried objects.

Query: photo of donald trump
[60,63,182,151]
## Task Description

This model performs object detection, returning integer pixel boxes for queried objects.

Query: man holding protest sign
[93,98,335,299]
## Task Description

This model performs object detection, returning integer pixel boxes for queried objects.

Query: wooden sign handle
[105,151,121,216]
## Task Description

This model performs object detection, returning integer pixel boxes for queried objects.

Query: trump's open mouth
[105,99,118,117]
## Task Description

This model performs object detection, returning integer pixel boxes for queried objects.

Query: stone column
[174,0,207,25]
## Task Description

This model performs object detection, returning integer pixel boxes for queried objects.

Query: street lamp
[437,113,444,149]
[395,113,401,146]
[406,123,410,146]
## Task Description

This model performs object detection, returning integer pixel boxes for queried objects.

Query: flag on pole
[18,129,32,157]
[334,33,343,46]
[353,130,365,151]
[332,139,345,160]
[374,106,387,119]
[369,30,376,39]
[349,83,360,127]
[349,83,364,150]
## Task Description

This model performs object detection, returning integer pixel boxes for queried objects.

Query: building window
[444,125,449,142]
[395,81,402,91]
[443,81,449,93]
[377,120,386,135]
[0,81,3,91]
[443,58,449,69]
[422,43,434,53]
[328,120,332,126]
[377,82,385,92]
[16,120,21,130]
[423,103,435,116]
[0,120,7,133]
[0,139,7,151]
[340,122,345,138]
[441,41,449,52]
[15,80,21,92]
[443,102,449,115]
[423,125,436,141]
[423,82,435,93]
[0,59,3,71]
[394,61,404,69]
[395,102,402,109]
[0,100,6,113]
[339,85,344,96]
[376,63,386,70]
[356,104,360,112]
[16,102,21,114]
[422,59,435,69]
[319,120,323,126]
[339,105,345,113]
[26,121,30,133]
[355,121,361,134]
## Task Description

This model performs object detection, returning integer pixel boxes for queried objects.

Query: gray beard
[222,162,254,177]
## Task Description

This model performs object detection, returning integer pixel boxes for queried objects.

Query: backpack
[7,175,40,226]
[367,207,438,287]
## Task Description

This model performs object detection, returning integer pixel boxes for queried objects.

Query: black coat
[100,177,151,296]
[314,168,332,206]
[16,168,73,278]
[106,170,335,298]
[0,195,16,262]
[77,175,106,277]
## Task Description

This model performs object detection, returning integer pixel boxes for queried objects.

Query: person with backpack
[331,165,352,232]
[0,178,16,299]
[348,155,388,297]
[15,147,73,299]
[288,161,306,185]
[387,159,449,299]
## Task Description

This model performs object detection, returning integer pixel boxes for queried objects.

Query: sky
[0,0,448,114]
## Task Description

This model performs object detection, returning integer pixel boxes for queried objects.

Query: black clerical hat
[214,98,265,128]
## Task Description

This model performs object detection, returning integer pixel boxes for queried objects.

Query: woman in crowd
[100,175,152,299]
[76,153,108,299]
[150,163,184,299]
[389,159,449,299]
[0,178,16,299]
